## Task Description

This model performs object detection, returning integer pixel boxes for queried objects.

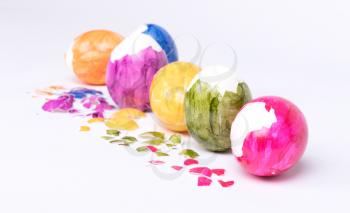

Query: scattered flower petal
[189,167,212,177]
[155,151,169,157]
[88,117,104,123]
[35,85,64,97]
[87,96,115,118]
[149,160,165,165]
[146,146,158,152]
[136,146,148,152]
[42,94,74,112]
[184,159,199,166]
[139,131,165,140]
[105,118,138,130]
[143,139,164,146]
[40,87,114,118]
[110,137,136,145]
[68,88,102,99]
[171,166,183,171]
[68,109,79,113]
[118,142,131,146]
[198,177,212,186]
[169,134,181,144]
[35,90,54,96]
[122,136,137,142]
[37,87,234,188]
[179,149,199,158]
[49,85,64,90]
[218,180,234,187]
[101,136,115,140]
[106,129,120,136]
[80,126,90,132]
[109,139,124,143]
[211,169,225,176]
[112,108,145,119]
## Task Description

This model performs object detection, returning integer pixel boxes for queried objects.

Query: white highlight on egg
[186,65,239,95]
[110,25,162,61]
[65,42,74,71]
[230,102,277,157]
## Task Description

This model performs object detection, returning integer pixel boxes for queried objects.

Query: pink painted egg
[230,96,308,176]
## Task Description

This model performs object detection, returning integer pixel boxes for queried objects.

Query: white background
[1,0,349,212]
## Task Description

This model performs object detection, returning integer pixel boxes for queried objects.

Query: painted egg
[142,24,178,62]
[66,30,123,85]
[150,62,200,132]
[230,96,308,176]
[106,24,178,111]
[184,66,252,152]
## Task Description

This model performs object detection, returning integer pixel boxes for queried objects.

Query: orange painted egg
[66,30,123,85]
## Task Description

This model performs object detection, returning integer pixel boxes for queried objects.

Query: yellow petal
[87,117,104,123]
[105,118,139,130]
[112,108,145,120]
[80,126,90,132]
[49,85,65,90]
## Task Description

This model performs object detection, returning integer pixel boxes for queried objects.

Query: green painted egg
[184,66,252,152]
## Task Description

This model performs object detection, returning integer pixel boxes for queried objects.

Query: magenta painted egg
[106,24,178,111]
[230,96,308,176]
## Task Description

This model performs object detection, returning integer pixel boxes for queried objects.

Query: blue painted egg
[143,24,178,62]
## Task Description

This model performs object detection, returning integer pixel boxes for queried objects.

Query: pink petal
[83,102,92,109]
[198,177,212,186]
[146,146,158,152]
[149,160,164,165]
[171,166,183,171]
[184,159,199,166]
[218,180,235,187]
[68,109,79,113]
[189,167,212,177]
[42,95,74,112]
[211,169,225,176]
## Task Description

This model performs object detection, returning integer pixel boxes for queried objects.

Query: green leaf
[109,139,124,143]
[118,143,130,146]
[139,131,165,140]
[110,136,136,145]
[106,129,120,136]
[122,136,137,142]
[166,143,176,147]
[179,149,199,158]
[123,140,136,145]
[169,134,181,144]
[101,136,114,140]
[155,151,169,157]
[144,139,164,146]
[136,146,149,152]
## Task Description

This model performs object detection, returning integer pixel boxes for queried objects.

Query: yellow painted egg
[150,62,200,132]
[66,30,123,85]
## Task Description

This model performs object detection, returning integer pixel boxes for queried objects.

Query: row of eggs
[66,24,308,177]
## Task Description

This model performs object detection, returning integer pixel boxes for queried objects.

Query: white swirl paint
[186,65,239,95]
[110,25,162,61]
[230,102,277,157]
